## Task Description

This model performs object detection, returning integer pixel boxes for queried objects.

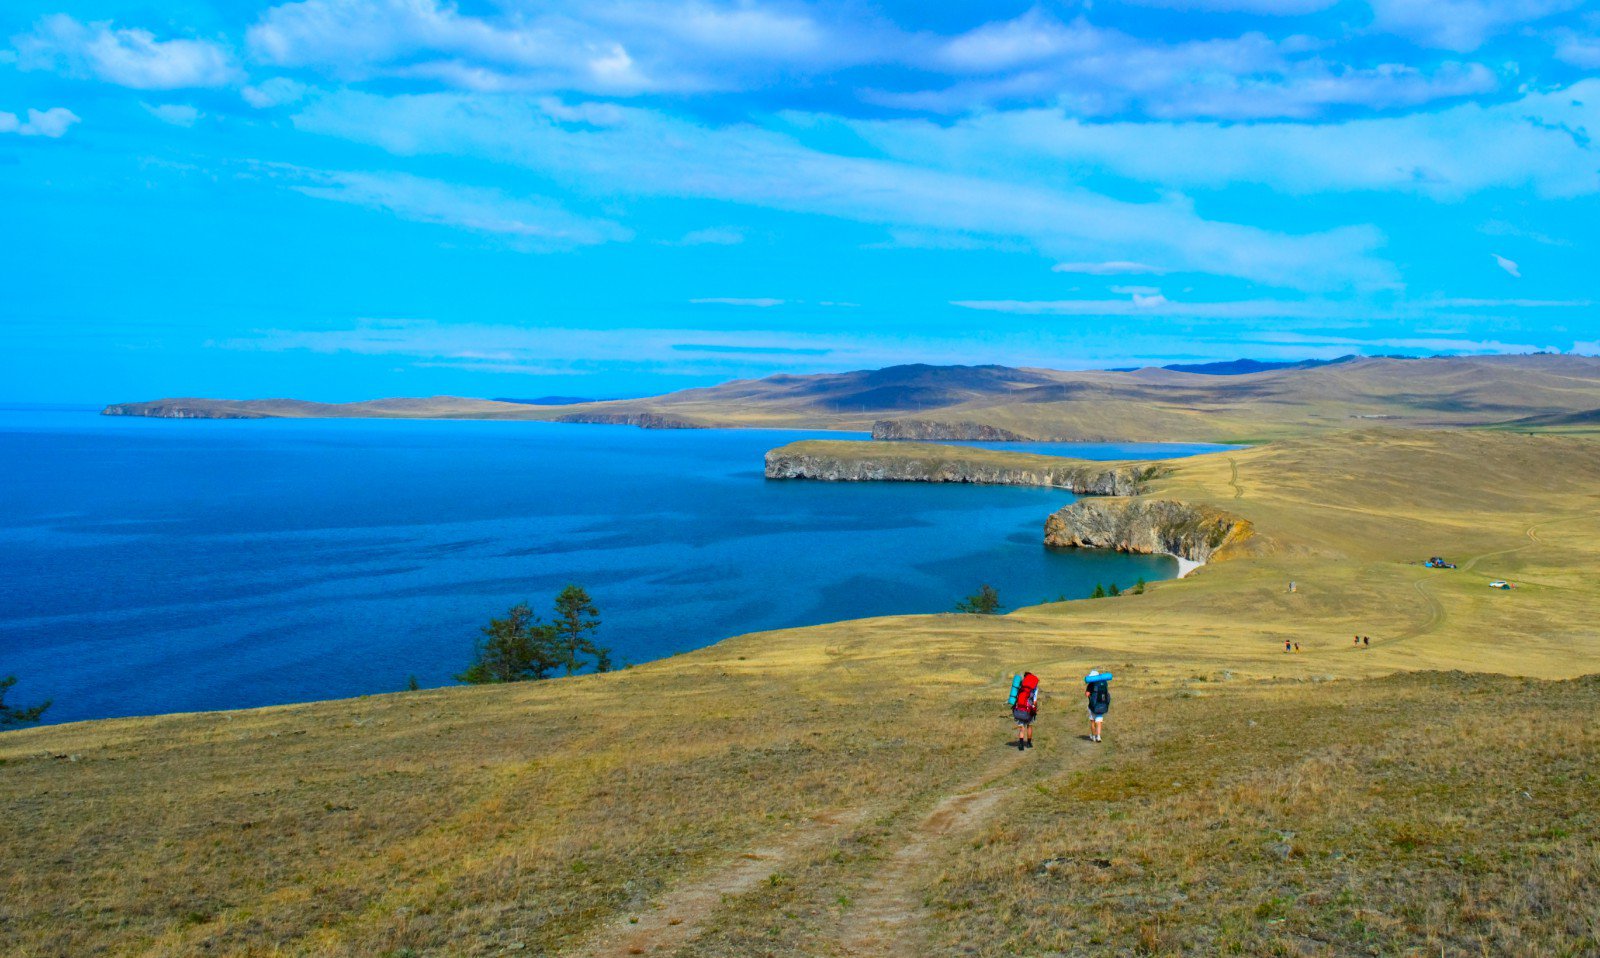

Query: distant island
[104,353,1600,443]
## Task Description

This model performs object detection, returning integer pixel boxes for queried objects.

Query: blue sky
[2,0,1598,402]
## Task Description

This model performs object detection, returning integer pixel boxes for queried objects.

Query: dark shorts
[1012,707,1035,726]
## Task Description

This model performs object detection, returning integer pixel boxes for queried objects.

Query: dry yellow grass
[4,427,1600,956]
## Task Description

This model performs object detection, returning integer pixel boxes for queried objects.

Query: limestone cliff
[872,419,1034,442]
[765,444,1161,495]
[102,401,267,419]
[1044,498,1252,563]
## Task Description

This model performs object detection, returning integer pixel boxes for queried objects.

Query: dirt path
[836,781,1013,957]
[1228,458,1244,500]
[566,806,872,957]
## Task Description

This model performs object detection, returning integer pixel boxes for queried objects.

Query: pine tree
[1134,578,1146,595]
[954,583,1003,614]
[0,675,50,728]
[1090,583,1106,599]
[553,585,609,674]
[457,603,559,684]
[1108,583,1121,597]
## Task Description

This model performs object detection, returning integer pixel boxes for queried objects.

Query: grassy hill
[104,354,1600,442]
[6,427,1600,956]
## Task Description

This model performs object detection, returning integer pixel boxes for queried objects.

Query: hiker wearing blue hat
[1085,670,1112,743]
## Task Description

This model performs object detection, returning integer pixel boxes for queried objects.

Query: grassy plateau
[6,418,1600,955]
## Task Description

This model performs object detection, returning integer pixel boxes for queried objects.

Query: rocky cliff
[872,419,1034,442]
[765,443,1161,495]
[553,411,705,429]
[102,401,268,419]
[1044,498,1252,563]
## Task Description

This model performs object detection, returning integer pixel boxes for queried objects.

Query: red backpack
[1015,672,1040,713]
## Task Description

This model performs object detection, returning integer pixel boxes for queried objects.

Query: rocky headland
[871,419,1034,442]
[103,400,271,419]
[1044,497,1252,564]
[764,440,1163,495]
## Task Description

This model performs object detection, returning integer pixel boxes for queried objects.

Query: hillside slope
[6,428,1600,956]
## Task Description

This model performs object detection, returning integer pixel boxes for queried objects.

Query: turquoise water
[0,409,1228,724]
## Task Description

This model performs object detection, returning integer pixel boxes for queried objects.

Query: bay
[0,408,1230,724]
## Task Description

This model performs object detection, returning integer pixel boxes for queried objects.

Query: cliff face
[1044,498,1252,563]
[765,449,1159,495]
[872,419,1034,442]
[102,402,265,419]
[553,411,704,429]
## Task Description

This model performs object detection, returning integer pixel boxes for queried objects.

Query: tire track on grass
[567,806,874,957]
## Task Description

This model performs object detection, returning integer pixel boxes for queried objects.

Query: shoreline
[1169,553,1204,578]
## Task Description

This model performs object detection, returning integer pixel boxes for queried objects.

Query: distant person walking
[1285,639,1292,653]
[1085,670,1112,743]
[1363,636,1370,647]
[1008,671,1040,750]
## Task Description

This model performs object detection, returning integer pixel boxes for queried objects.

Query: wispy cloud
[1053,261,1169,275]
[277,168,633,250]
[689,297,785,307]
[670,226,744,246]
[0,107,80,137]
[295,92,1394,290]
[1366,0,1582,52]
[671,343,831,355]
[1493,253,1521,278]
[12,15,236,89]
[143,102,201,127]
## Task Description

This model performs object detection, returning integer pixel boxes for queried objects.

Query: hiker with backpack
[1085,670,1112,743]
[1008,671,1040,750]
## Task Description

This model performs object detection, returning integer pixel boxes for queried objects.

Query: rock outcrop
[553,411,705,429]
[872,419,1034,442]
[765,444,1161,495]
[1044,498,1251,563]
[102,401,267,419]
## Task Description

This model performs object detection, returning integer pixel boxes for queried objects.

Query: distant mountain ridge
[102,353,1600,443]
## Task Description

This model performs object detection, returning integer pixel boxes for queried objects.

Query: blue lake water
[0,409,1231,725]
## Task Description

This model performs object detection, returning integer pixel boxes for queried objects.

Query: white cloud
[1493,253,1521,278]
[12,15,236,89]
[247,0,648,91]
[293,91,1394,290]
[0,106,80,137]
[880,12,1495,119]
[689,297,785,307]
[849,80,1600,199]
[245,0,873,95]
[1053,261,1169,275]
[951,297,1335,318]
[143,102,201,127]
[242,77,308,108]
[1367,0,1582,51]
[275,167,633,250]
[1551,14,1600,66]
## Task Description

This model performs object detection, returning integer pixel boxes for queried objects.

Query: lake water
[0,409,1231,725]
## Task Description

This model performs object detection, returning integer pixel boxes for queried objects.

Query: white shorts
[1088,710,1106,723]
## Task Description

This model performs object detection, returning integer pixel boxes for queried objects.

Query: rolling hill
[104,354,1600,442]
